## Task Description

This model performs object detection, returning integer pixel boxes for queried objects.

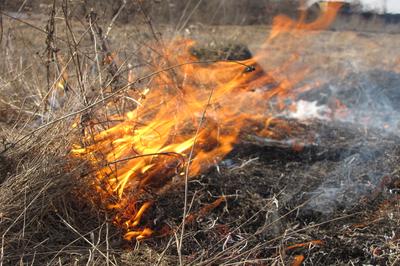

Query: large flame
[72,3,343,240]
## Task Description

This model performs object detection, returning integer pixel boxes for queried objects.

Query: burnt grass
[127,120,400,265]
[1,119,398,265]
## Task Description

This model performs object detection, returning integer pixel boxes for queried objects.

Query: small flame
[72,4,343,240]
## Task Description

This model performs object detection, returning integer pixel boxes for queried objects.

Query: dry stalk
[44,0,58,113]
[177,84,215,266]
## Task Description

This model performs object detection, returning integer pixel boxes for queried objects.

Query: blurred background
[1,0,399,25]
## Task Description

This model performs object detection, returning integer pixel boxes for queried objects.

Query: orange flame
[72,4,343,240]
[270,2,343,39]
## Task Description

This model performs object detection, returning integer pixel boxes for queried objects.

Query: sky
[306,0,400,13]
[362,0,400,13]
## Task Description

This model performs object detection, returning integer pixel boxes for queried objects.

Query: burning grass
[70,3,344,243]
[0,2,400,265]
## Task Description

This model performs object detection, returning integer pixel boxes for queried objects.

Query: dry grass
[0,2,400,265]
[0,3,129,264]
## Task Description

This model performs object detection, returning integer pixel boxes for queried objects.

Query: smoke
[247,24,400,214]
[306,151,389,214]
[301,66,400,213]
[333,69,400,132]
[299,58,400,215]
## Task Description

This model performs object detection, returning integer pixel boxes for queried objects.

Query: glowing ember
[291,255,305,266]
[72,3,343,240]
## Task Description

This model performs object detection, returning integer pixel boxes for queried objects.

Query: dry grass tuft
[0,2,127,264]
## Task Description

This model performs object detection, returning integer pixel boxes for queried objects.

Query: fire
[270,2,343,39]
[72,3,343,240]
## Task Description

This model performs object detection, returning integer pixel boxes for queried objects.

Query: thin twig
[56,214,117,266]
[177,77,215,266]
[105,0,126,39]
[0,10,94,62]
[0,181,52,266]
[0,5,3,45]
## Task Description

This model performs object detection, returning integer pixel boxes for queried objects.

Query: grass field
[0,5,400,265]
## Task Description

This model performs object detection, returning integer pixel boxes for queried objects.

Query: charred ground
[132,120,400,265]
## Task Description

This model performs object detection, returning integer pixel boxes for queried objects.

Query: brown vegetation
[3,0,299,24]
